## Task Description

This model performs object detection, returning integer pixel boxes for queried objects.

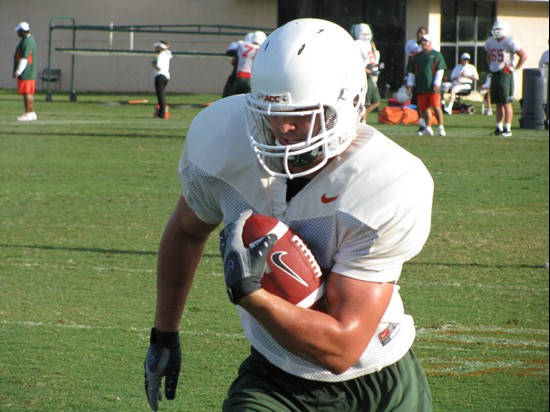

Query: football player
[485,20,527,136]
[144,18,434,411]
[353,23,383,121]
[229,30,266,95]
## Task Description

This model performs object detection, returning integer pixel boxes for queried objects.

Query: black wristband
[227,277,261,304]
[150,327,180,348]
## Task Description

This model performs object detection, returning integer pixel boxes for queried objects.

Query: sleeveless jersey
[178,95,434,382]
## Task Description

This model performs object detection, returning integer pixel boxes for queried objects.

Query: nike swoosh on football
[321,193,339,203]
[270,251,309,286]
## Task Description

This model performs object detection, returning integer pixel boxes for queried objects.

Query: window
[441,0,495,84]
[278,0,407,91]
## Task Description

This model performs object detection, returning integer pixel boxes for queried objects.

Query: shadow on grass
[1,243,219,258]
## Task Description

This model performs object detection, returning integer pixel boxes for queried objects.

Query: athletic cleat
[416,127,426,136]
[486,110,493,116]
[501,129,512,137]
[439,127,446,137]
[424,127,434,136]
[490,128,503,136]
[443,106,452,115]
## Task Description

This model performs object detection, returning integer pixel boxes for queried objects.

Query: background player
[229,30,266,95]
[485,20,527,136]
[353,23,383,121]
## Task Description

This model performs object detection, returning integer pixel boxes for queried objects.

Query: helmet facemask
[245,93,362,179]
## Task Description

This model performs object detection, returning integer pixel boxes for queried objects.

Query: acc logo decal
[270,251,309,286]
[264,94,283,103]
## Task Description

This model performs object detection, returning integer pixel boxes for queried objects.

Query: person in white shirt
[443,53,479,115]
[152,41,172,119]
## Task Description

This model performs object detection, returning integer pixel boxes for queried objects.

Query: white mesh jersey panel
[178,97,434,382]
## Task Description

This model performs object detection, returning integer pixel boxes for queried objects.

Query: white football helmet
[353,23,373,42]
[250,31,267,45]
[245,19,367,179]
[396,86,412,104]
[491,20,509,39]
[244,32,253,42]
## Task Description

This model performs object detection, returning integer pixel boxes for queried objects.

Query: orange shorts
[417,93,441,111]
[17,79,36,95]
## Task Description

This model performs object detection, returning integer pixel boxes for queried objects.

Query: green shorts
[366,76,381,105]
[490,71,514,104]
[223,348,432,412]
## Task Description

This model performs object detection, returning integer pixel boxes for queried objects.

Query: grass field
[0,88,548,411]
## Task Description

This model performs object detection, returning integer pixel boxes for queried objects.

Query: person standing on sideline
[404,26,428,133]
[353,23,382,121]
[442,53,479,115]
[143,18,434,411]
[152,41,172,119]
[13,21,37,122]
[485,20,527,137]
[407,33,447,136]
[230,31,266,95]
[222,33,252,98]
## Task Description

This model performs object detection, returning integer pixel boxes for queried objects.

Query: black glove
[144,328,181,411]
[219,210,278,304]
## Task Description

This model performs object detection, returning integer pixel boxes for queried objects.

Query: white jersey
[153,50,172,79]
[235,41,260,78]
[354,39,378,67]
[450,63,479,85]
[485,36,522,73]
[178,95,434,382]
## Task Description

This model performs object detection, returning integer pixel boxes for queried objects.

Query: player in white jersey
[230,31,266,95]
[144,19,434,411]
[485,20,527,136]
[353,23,383,121]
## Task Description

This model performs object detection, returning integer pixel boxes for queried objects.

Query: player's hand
[144,328,181,411]
[219,210,277,304]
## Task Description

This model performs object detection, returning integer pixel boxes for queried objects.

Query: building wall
[0,0,276,94]
[2,0,548,98]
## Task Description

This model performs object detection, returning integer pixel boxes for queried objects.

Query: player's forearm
[154,210,213,332]
[239,290,370,374]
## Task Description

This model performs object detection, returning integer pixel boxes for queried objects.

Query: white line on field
[0,319,244,339]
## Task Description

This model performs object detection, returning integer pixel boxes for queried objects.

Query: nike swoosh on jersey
[321,193,339,203]
[270,251,309,287]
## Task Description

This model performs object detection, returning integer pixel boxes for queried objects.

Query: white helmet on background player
[244,32,253,42]
[245,18,367,179]
[250,31,267,45]
[396,86,412,104]
[353,23,373,42]
[491,20,509,39]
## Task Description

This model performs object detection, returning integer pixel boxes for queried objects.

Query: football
[242,213,325,308]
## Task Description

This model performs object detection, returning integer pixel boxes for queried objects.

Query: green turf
[0,89,548,411]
